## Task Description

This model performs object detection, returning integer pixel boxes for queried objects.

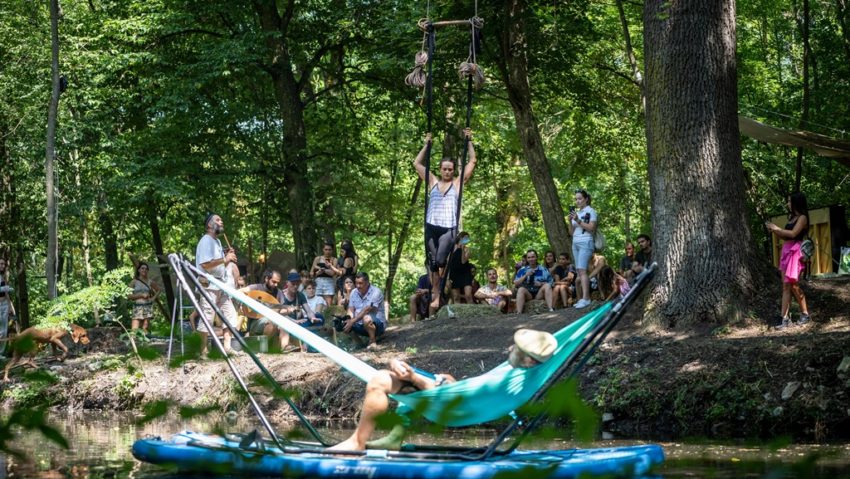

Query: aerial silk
[201,268,612,428]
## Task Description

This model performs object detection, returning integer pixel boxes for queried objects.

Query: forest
[2,0,849,328]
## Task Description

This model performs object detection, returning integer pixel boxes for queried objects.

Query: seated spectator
[552,253,576,308]
[514,252,529,274]
[628,258,646,286]
[248,271,322,352]
[635,234,653,267]
[341,272,387,350]
[448,232,474,304]
[598,265,630,300]
[408,273,432,321]
[586,252,608,298]
[303,280,328,314]
[513,249,555,313]
[475,268,513,313]
[619,242,635,275]
[543,251,558,275]
[336,276,355,309]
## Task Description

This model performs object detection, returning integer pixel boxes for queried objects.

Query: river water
[1,411,849,478]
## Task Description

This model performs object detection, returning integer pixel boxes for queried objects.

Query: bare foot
[366,342,379,351]
[327,436,364,451]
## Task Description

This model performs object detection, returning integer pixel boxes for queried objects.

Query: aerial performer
[413,128,477,309]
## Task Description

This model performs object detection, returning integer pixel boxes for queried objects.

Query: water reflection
[1,411,849,478]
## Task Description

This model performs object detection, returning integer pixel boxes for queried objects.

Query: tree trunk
[385,179,422,305]
[253,0,318,270]
[148,204,175,316]
[98,191,119,271]
[616,0,645,110]
[795,0,811,192]
[45,0,61,299]
[837,0,850,68]
[497,0,570,257]
[14,246,29,329]
[643,0,765,327]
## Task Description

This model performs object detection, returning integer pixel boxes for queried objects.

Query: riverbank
[2,275,848,442]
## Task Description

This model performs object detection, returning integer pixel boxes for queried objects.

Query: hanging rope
[458,17,485,90]
[422,25,436,266]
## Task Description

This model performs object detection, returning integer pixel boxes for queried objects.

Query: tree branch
[297,42,337,94]
[594,63,641,88]
[279,0,295,35]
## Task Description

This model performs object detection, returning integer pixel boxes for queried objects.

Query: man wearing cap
[329,328,557,451]
[195,214,239,357]
[342,272,387,350]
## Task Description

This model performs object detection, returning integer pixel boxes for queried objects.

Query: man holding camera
[513,249,555,314]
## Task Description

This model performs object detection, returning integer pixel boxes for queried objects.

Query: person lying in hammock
[329,328,557,451]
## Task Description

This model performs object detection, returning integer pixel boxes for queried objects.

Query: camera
[333,314,351,332]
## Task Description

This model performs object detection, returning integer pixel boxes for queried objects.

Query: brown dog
[2,324,89,381]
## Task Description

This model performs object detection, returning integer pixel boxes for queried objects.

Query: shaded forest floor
[1,275,849,442]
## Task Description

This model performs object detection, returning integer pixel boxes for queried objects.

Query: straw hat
[513,329,558,363]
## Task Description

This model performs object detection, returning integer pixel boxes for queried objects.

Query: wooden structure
[770,205,849,276]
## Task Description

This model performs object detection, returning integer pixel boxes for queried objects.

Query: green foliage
[1,370,60,408]
[0,407,68,459]
[37,267,132,329]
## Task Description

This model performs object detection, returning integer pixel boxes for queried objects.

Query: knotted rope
[458,17,485,90]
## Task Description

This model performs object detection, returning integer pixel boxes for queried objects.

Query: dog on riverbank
[2,324,89,381]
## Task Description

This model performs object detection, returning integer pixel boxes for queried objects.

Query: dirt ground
[2,275,849,441]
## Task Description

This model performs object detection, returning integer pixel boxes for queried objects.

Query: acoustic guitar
[240,289,281,320]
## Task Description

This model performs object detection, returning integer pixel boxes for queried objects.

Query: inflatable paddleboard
[133,430,664,478]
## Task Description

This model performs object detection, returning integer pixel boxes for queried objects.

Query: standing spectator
[413,129,478,310]
[619,242,636,275]
[128,262,160,334]
[766,192,811,329]
[342,272,387,350]
[336,239,359,294]
[408,273,432,321]
[513,249,555,313]
[336,276,355,310]
[195,214,239,357]
[311,241,343,306]
[552,253,576,308]
[475,268,513,313]
[567,189,598,309]
[598,266,631,300]
[448,232,473,304]
[635,234,653,267]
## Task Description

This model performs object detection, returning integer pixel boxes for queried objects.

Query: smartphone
[569,206,576,213]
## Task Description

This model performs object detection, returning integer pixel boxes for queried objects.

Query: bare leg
[537,284,553,310]
[199,332,209,355]
[329,371,399,451]
[515,288,530,314]
[142,319,150,334]
[131,319,140,330]
[781,283,792,318]
[429,271,441,309]
[408,294,419,322]
[463,285,473,304]
[791,283,809,315]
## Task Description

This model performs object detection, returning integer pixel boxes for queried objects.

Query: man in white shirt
[195,213,239,357]
[342,272,387,350]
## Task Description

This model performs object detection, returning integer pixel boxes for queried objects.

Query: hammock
[200,268,611,428]
[390,303,612,427]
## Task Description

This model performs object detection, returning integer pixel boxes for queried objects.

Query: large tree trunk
[838,0,850,67]
[253,0,318,270]
[795,0,811,192]
[497,0,570,257]
[45,0,61,299]
[385,179,422,305]
[643,0,765,327]
[14,245,29,329]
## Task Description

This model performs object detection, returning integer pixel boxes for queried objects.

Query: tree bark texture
[253,0,318,270]
[98,191,119,271]
[148,204,175,316]
[643,0,764,326]
[45,0,61,299]
[497,0,570,257]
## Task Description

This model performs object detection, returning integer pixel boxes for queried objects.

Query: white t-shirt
[196,234,230,289]
[306,295,327,312]
[571,206,598,242]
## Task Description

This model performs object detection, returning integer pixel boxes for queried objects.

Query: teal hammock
[202,272,611,428]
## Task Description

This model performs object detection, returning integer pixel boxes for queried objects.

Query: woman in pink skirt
[766,192,811,329]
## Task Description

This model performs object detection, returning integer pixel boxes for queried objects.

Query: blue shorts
[572,238,594,270]
[352,317,386,337]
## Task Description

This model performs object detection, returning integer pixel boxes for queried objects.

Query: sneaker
[775,316,792,330]
[798,314,811,325]
[574,299,591,309]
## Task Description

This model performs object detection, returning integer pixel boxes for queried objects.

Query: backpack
[593,229,606,252]
[800,238,814,260]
